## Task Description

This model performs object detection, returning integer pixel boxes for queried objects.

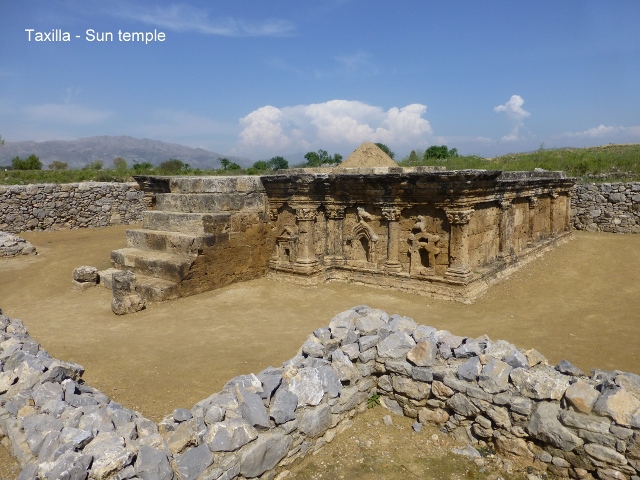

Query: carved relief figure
[408,215,441,276]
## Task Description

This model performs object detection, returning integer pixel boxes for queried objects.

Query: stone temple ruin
[108,143,574,313]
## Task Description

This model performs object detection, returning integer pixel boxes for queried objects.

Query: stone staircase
[109,176,273,306]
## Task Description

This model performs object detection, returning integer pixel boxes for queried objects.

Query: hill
[0,136,250,169]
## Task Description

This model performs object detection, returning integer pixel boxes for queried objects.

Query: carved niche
[346,207,379,266]
[408,215,441,276]
[275,225,298,266]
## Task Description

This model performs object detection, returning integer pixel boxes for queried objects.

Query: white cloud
[494,95,530,142]
[563,124,622,138]
[494,95,530,120]
[24,103,112,124]
[235,100,433,157]
[111,3,294,37]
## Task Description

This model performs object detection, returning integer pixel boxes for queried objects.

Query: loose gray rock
[584,443,628,466]
[564,379,600,414]
[406,339,437,367]
[376,331,416,359]
[236,385,270,430]
[392,376,430,401]
[457,357,482,382]
[298,403,332,438]
[269,387,298,425]
[174,444,214,480]
[560,409,611,434]
[257,366,283,401]
[478,358,512,393]
[239,432,292,478]
[593,387,640,427]
[284,367,325,406]
[205,418,258,452]
[446,393,480,418]
[556,359,584,377]
[510,367,570,400]
[527,402,583,451]
[135,445,174,480]
[173,408,192,423]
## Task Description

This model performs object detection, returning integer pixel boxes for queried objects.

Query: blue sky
[1,1,639,161]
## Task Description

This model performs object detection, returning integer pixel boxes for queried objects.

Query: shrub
[12,154,43,170]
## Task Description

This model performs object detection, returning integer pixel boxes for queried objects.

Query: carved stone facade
[261,169,574,302]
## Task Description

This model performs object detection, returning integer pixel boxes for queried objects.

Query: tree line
[2,141,462,174]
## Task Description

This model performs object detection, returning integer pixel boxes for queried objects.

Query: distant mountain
[0,136,251,169]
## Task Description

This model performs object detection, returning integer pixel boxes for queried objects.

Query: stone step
[155,192,265,214]
[111,247,195,283]
[142,211,231,235]
[133,274,180,303]
[125,229,220,256]
[165,176,264,194]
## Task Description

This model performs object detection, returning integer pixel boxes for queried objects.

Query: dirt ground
[0,226,639,478]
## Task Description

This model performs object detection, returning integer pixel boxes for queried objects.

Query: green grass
[399,143,640,181]
[0,167,252,185]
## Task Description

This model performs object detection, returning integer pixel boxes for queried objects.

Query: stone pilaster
[444,207,474,282]
[497,199,512,260]
[549,191,559,235]
[382,206,403,272]
[325,205,346,266]
[527,196,539,247]
[293,206,320,273]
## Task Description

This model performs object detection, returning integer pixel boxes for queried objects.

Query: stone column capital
[325,205,345,219]
[295,206,318,221]
[444,207,474,225]
[381,206,402,221]
[528,196,539,209]
[549,190,559,199]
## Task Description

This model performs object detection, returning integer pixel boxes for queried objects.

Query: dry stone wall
[572,183,640,233]
[0,183,145,233]
[2,306,640,479]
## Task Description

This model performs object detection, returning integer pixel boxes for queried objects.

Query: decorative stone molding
[325,205,345,220]
[444,208,474,225]
[295,207,318,221]
[381,206,402,222]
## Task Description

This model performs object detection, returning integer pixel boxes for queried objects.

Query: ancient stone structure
[2,306,640,479]
[109,165,574,309]
[573,182,640,233]
[0,182,145,233]
[262,168,574,302]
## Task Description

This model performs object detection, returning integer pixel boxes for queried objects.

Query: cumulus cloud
[236,100,432,157]
[494,95,530,142]
[110,2,294,37]
[24,103,112,124]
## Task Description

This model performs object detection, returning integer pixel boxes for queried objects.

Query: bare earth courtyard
[0,225,639,478]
